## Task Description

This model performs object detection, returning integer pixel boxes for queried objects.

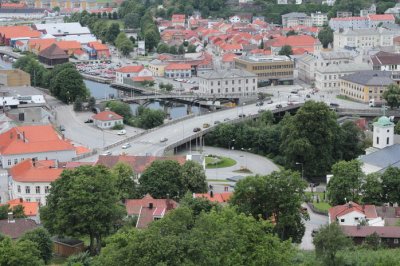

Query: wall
[11,180,51,205]
[1,150,76,169]
[337,211,366,226]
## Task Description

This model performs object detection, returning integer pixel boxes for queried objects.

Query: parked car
[117,130,126,135]
[193,127,201,132]
[266,99,273,104]
[311,229,319,237]
[306,94,311,98]
[224,118,230,121]
[275,104,282,108]
[291,90,298,94]
[160,137,168,142]
[256,102,264,106]
[122,143,131,149]
[84,119,93,123]
[101,151,112,156]
[214,120,221,125]
[59,125,65,131]
[330,103,339,107]
[203,123,210,128]
[238,114,246,118]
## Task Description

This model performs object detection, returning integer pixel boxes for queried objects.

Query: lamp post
[241,148,251,169]
[296,162,304,180]
[229,139,235,150]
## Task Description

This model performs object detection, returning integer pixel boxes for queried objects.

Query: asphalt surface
[300,203,329,250]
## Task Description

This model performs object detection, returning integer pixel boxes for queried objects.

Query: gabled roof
[194,192,232,203]
[360,144,400,171]
[340,70,393,86]
[371,51,400,66]
[92,110,123,121]
[39,43,69,59]
[115,65,144,73]
[56,40,81,50]
[0,25,41,39]
[222,53,238,62]
[269,35,318,49]
[88,41,109,51]
[10,159,63,183]
[28,38,56,52]
[0,219,38,239]
[329,202,378,223]
[368,14,395,21]
[0,125,75,155]
[165,63,191,70]
[341,225,400,238]
[5,198,39,216]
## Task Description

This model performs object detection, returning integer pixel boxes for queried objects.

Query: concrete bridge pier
[164,105,171,119]
[187,104,192,115]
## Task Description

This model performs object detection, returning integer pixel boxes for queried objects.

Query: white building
[0,125,77,169]
[329,202,380,226]
[333,28,395,49]
[197,69,258,95]
[115,65,150,84]
[373,116,394,150]
[92,109,124,129]
[329,14,395,31]
[33,22,91,37]
[10,159,63,205]
[311,12,328,27]
[281,12,312,28]
[164,63,192,79]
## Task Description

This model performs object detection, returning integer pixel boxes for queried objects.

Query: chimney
[22,131,25,142]
[19,198,22,203]
[149,202,153,209]
[348,202,353,208]
[210,191,214,198]
[7,212,14,223]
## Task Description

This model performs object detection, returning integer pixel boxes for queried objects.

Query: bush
[112,124,124,130]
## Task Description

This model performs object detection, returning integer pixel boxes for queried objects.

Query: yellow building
[148,59,168,77]
[339,70,393,103]
[29,0,99,9]
[0,69,31,87]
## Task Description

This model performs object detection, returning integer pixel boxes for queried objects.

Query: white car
[160,137,168,142]
[101,151,112,156]
[122,143,131,149]
[117,129,126,135]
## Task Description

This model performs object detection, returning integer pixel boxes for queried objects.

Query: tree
[327,160,363,205]
[115,32,128,48]
[51,68,89,103]
[157,43,170,54]
[112,11,118,20]
[169,45,177,54]
[339,121,366,161]
[123,13,141,29]
[111,162,138,200]
[180,160,208,193]
[137,108,165,129]
[139,160,182,199]
[144,29,160,51]
[73,97,83,111]
[313,223,353,266]
[20,228,53,264]
[187,44,197,53]
[278,45,293,56]
[0,237,44,266]
[259,39,264,49]
[362,173,383,205]
[87,96,96,110]
[381,167,400,205]
[180,192,220,216]
[106,23,121,44]
[119,39,134,56]
[40,165,126,255]
[383,84,400,109]
[65,251,92,266]
[286,30,297,36]
[230,170,307,243]
[280,101,340,178]
[13,55,48,87]
[395,121,400,134]
[318,26,334,49]
[106,101,133,122]
[178,44,185,54]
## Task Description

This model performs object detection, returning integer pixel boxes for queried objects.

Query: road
[300,203,329,250]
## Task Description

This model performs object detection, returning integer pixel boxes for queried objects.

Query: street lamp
[229,139,235,150]
[241,148,251,169]
[296,162,304,180]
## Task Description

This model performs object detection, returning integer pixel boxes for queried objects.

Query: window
[387,137,390,145]
[45,186,49,193]
[36,198,41,203]
[36,186,40,194]
[377,137,379,144]
[395,239,399,244]
[26,198,31,202]
[340,219,345,222]
[17,185,21,193]
[25,186,30,194]
[7,159,11,166]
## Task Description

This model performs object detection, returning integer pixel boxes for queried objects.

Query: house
[0,25,41,46]
[329,202,380,226]
[267,35,321,55]
[0,69,30,87]
[56,40,82,55]
[148,59,168,77]
[329,17,369,31]
[333,28,396,49]
[385,3,400,18]
[221,53,238,69]
[38,43,69,66]
[368,14,395,28]
[311,12,328,27]
[53,237,85,257]
[171,14,185,27]
[0,125,77,169]
[197,69,258,95]
[281,12,312,28]
[164,63,192,78]
[33,22,91,37]
[194,192,232,203]
[87,41,110,59]
[341,225,400,248]
[28,38,56,54]
[125,194,178,228]
[92,109,123,129]
[218,43,243,55]
[0,218,38,239]
[115,65,146,84]
[3,198,39,223]
[370,51,400,71]
[10,159,63,205]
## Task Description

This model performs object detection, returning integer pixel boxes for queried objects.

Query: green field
[205,156,237,169]
[305,192,331,212]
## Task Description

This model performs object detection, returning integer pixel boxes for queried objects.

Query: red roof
[56,40,81,51]
[222,53,238,62]
[115,65,144,73]
[5,198,39,216]
[10,159,63,183]
[341,225,400,238]
[1,2,26,8]
[292,47,308,55]
[0,219,37,239]
[165,63,191,70]
[132,76,154,82]
[368,14,395,21]
[220,43,242,51]
[0,26,41,39]
[125,194,178,228]
[28,38,56,52]
[331,16,367,21]
[194,192,232,203]
[92,110,123,121]
[249,49,272,55]
[329,202,378,223]
[88,41,109,51]
[0,125,75,155]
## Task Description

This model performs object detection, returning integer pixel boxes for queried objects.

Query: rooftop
[360,144,400,171]
[197,69,257,79]
[194,192,232,203]
[341,225,400,238]
[4,198,39,217]
[34,22,91,36]
[341,70,393,86]
[236,55,291,63]
[329,202,378,223]
[10,159,63,183]
[0,219,38,239]
[371,51,400,66]
[115,65,144,73]
[92,110,123,121]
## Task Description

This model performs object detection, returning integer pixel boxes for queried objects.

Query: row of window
[208,79,255,86]
[208,86,256,94]
[251,64,292,71]
[22,197,42,203]
[7,157,36,166]
[166,73,191,78]
[17,185,49,194]
[257,72,293,77]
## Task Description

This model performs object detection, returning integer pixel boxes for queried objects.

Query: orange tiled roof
[28,38,56,52]
[75,146,90,154]
[165,63,191,70]
[92,110,123,121]
[194,192,232,203]
[222,53,238,62]
[220,43,242,51]
[10,159,63,183]
[6,199,38,216]
[56,40,81,50]
[0,125,75,155]
[270,35,318,49]
[0,26,41,39]
[368,14,395,21]
[115,65,144,73]
[133,76,154,82]
[329,202,378,223]
[88,41,109,51]
[1,2,26,8]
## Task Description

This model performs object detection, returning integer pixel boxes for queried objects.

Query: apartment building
[339,70,394,103]
[311,12,328,27]
[329,14,395,31]
[197,69,257,95]
[370,51,400,71]
[234,55,294,85]
[281,12,312,28]
[333,28,396,49]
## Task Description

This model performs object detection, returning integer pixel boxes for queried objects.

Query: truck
[369,99,385,108]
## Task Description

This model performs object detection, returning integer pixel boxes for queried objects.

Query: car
[122,143,131,149]
[311,229,319,237]
[190,86,199,90]
[275,104,282,108]
[291,90,298,94]
[306,94,311,98]
[266,99,273,104]
[101,151,112,156]
[203,123,210,128]
[117,129,126,135]
[214,120,221,125]
[84,119,93,123]
[224,118,231,121]
[256,102,264,106]
[287,101,294,106]
[193,127,201,132]
[59,125,65,131]
[238,114,246,118]
[330,103,339,107]
[160,137,168,142]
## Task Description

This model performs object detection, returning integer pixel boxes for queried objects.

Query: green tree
[286,30,297,36]
[139,160,182,199]
[73,97,83,111]
[313,223,353,266]
[259,39,264,49]
[179,191,221,216]
[178,44,185,54]
[106,101,133,122]
[157,43,170,53]
[280,101,340,178]
[362,173,383,205]
[187,44,197,53]
[383,84,400,109]
[327,160,363,205]
[111,162,137,200]
[381,167,400,205]
[395,121,400,134]
[364,232,383,250]
[51,68,89,103]
[87,96,96,110]
[318,26,334,49]
[143,29,160,51]
[119,39,134,56]
[65,251,92,266]
[169,45,178,54]
[230,170,307,243]
[20,228,53,264]
[40,165,126,255]
[0,237,44,266]
[112,11,118,20]
[106,23,121,44]
[0,204,8,219]
[115,32,128,48]
[137,108,165,129]
[339,121,366,161]
[278,45,293,56]
[13,55,48,87]
[180,160,208,193]
[123,13,141,29]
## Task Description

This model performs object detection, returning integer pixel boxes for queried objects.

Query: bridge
[336,108,400,118]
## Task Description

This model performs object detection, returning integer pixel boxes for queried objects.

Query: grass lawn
[305,192,331,212]
[206,156,237,169]
[336,95,359,103]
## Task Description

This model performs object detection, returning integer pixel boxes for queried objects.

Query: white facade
[229,16,241,24]
[282,12,312,28]
[164,68,192,78]
[333,28,395,49]
[329,18,369,31]
[1,150,76,169]
[335,210,366,226]
[198,69,258,95]
[311,12,328,27]
[373,117,394,149]
[11,180,51,205]
[93,118,123,129]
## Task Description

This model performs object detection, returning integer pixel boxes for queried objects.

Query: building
[333,28,396,49]
[311,12,328,27]
[339,70,394,103]
[368,14,395,28]
[10,159,63,205]
[115,65,150,84]
[315,62,371,91]
[337,11,353,18]
[0,125,77,168]
[171,14,185,27]
[0,25,41,46]
[38,43,69,66]
[341,225,400,248]
[329,14,395,31]
[197,69,257,95]
[125,194,178,228]
[56,40,81,55]
[86,41,110,59]
[0,69,30,87]
[370,51,400,71]
[234,55,294,85]
[92,109,123,129]
[0,218,38,239]
[267,35,321,55]
[385,3,400,18]
[53,238,85,257]
[0,7,47,19]
[329,202,379,226]
[281,12,312,28]
[33,22,91,37]
[193,192,232,204]
[4,198,39,223]
[164,63,192,78]
[148,59,168,77]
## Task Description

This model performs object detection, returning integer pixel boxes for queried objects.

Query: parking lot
[75,61,118,80]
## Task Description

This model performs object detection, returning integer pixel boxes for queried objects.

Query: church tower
[373,116,394,149]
